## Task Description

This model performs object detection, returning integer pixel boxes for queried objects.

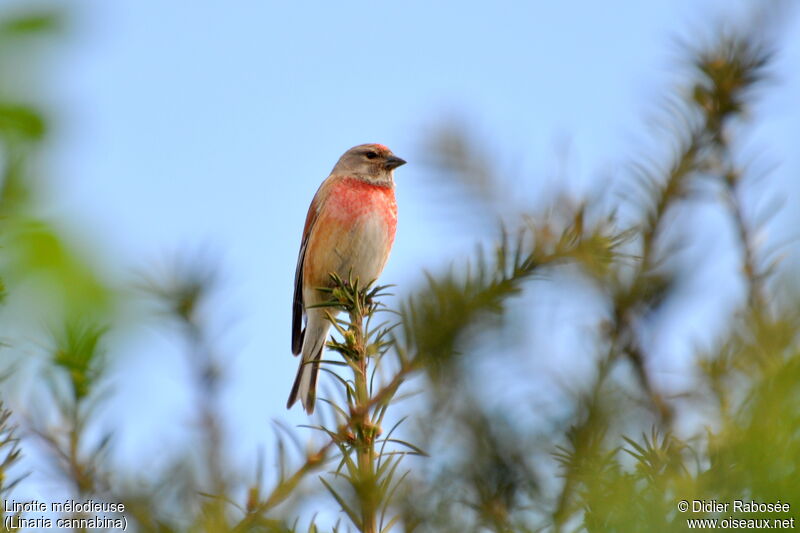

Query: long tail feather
[287,315,329,414]
[286,348,322,413]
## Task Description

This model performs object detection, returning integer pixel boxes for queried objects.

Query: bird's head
[331,143,406,185]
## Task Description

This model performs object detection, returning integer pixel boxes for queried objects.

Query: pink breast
[329,178,397,243]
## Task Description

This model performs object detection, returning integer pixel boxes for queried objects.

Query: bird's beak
[384,155,406,170]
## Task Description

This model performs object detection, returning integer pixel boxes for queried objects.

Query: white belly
[331,214,390,285]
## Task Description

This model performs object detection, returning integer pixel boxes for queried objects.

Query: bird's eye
[365,151,378,159]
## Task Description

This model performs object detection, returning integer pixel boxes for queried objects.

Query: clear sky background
[7,0,800,510]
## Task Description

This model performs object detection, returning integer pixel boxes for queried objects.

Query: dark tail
[286,347,322,414]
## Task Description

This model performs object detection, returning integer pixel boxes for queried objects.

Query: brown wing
[292,177,334,354]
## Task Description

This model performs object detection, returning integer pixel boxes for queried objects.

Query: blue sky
[10,0,800,512]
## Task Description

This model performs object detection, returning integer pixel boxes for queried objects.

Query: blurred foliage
[0,7,111,321]
[392,4,800,532]
[51,321,108,402]
[0,401,24,531]
[0,2,798,533]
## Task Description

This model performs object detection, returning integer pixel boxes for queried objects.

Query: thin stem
[351,307,377,533]
[719,161,766,314]
[318,275,404,533]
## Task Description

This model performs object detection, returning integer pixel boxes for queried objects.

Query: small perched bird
[289,144,405,413]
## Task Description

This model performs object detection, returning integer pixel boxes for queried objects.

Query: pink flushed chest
[327,177,397,243]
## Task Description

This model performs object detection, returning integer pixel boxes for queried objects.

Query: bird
[288,143,405,414]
